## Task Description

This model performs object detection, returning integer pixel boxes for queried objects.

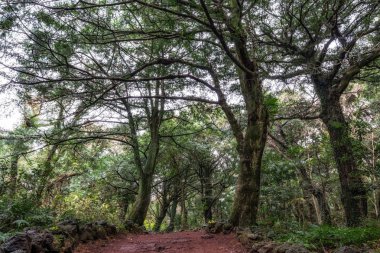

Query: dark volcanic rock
[334,246,362,253]
[212,222,224,234]
[249,242,310,253]
[1,220,117,253]
[1,234,31,253]
[57,220,80,238]
[223,223,233,234]
[24,229,57,253]
[205,221,226,234]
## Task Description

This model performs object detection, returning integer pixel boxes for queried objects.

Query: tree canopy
[0,0,380,250]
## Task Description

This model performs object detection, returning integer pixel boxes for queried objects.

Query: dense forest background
[0,0,380,250]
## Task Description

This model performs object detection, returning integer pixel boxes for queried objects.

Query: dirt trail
[75,231,247,253]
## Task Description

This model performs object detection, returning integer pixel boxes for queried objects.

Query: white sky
[0,63,21,131]
[0,91,22,131]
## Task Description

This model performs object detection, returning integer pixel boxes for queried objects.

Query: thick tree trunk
[318,92,367,226]
[127,170,154,226]
[229,155,262,227]
[124,85,163,226]
[228,69,268,227]
[126,124,159,226]
[205,5,268,227]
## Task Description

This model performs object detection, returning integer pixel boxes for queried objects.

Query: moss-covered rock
[0,220,118,253]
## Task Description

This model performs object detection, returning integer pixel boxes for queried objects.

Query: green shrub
[280,223,380,249]
[0,196,54,232]
[0,232,12,244]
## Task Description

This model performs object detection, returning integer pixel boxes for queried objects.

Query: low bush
[279,222,380,250]
[0,196,54,232]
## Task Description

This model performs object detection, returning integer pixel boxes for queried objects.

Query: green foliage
[36,11,60,27]
[0,197,54,232]
[280,223,380,249]
[329,121,344,129]
[53,40,74,57]
[1,0,380,244]
[0,231,15,244]
[0,16,14,30]
[264,94,280,117]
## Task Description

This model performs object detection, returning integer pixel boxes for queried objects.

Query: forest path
[74,230,247,253]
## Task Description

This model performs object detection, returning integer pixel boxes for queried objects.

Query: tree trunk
[127,170,154,226]
[228,72,268,228]
[298,166,332,225]
[153,202,169,232]
[153,181,170,232]
[35,144,59,202]
[318,92,367,226]
[200,164,213,223]
[9,153,20,196]
[166,197,178,232]
[202,194,213,223]
[225,16,268,226]
[180,177,188,230]
[119,196,130,222]
[301,187,319,224]
[126,130,159,226]
[375,189,380,219]
[124,83,163,226]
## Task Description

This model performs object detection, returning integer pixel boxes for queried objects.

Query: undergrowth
[0,196,54,236]
[278,221,380,250]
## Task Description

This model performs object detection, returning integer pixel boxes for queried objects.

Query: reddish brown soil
[75,231,247,253]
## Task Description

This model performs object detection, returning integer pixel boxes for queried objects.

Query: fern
[13,219,30,228]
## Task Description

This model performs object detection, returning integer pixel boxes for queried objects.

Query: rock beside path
[236,230,310,253]
[249,241,310,253]
[0,221,117,253]
[205,221,234,234]
[1,234,31,253]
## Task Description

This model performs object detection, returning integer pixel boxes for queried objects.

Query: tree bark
[124,84,163,226]
[180,176,188,230]
[128,170,155,226]
[202,189,213,223]
[228,66,268,227]
[298,166,332,225]
[35,144,59,202]
[153,202,170,232]
[375,189,380,219]
[192,0,269,228]
[316,85,367,226]
[166,196,178,232]
[301,187,319,224]
[8,153,20,196]
[199,162,213,223]
[153,181,170,232]
[127,132,159,226]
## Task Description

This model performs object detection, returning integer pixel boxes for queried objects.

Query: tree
[262,0,380,226]
[2,0,271,228]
